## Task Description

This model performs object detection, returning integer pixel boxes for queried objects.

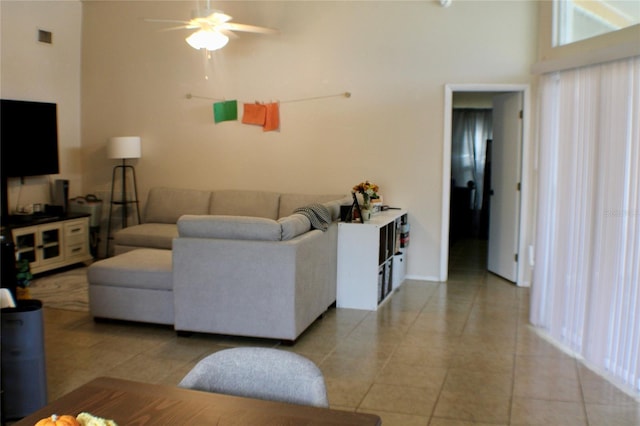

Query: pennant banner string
[186,91,351,104]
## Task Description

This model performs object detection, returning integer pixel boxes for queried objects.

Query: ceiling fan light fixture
[185,29,229,51]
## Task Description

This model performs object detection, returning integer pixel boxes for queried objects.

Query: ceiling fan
[145,2,278,51]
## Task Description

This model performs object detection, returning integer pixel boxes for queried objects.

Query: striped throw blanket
[293,203,332,231]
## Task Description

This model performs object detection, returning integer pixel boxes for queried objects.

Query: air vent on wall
[38,29,52,44]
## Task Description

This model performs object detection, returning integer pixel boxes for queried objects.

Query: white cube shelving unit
[336,210,408,310]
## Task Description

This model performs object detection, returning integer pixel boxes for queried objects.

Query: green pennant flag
[213,100,238,123]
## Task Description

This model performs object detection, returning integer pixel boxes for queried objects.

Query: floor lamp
[106,136,141,257]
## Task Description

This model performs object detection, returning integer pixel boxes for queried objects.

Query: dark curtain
[451,108,492,210]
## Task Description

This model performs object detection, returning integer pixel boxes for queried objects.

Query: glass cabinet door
[37,224,63,266]
[41,228,61,260]
[12,223,64,269]
[15,232,36,263]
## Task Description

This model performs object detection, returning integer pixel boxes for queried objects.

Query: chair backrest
[178,347,329,408]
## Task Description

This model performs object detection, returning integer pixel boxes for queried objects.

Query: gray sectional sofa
[91,187,349,342]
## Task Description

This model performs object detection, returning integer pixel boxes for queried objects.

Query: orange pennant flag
[263,102,280,132]
[242,103,266,125]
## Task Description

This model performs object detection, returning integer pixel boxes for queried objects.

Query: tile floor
[14,239,640,425]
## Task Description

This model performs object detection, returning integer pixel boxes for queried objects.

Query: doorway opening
[448,100,493,277]
[440,84,531,286]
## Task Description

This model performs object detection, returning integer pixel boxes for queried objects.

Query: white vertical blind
[532,56,640,395]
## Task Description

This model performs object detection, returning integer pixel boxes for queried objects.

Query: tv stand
[6,213,59,225]
[4,213,93,274]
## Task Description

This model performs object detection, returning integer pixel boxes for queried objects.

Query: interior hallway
[13,239,640,425]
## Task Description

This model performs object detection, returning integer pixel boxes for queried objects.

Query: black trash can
[1,299,47,420]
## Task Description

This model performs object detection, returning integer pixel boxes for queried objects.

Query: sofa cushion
[144,187,212,224]
[114,223,178,250]
[278,214,311,240]
[88,248,173,291]
[278,193,347,219]
[210,190,281,219]
[178,215,282,241]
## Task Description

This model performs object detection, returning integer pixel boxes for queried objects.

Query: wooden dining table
[12,376,382,425]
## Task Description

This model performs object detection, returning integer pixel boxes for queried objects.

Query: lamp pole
[120,158,128,228]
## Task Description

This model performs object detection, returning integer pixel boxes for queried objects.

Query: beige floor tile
[325,378,372,408]
[283,330,342,359]
[144,337,228,362]
[581,377,640,406]
[384,282,436,313]
[447,270,486,282]
[467,307,520,325]
[365,410,430,426]
[103,353,195,384]
[411,313,468,336]
[373,307,422,329]
[376,360,447,390]
[578,365,640,406]
[402,329,461,352]
[441,369,513,397]
[447,350,515,374]
[515,353,579,380]
[320,353,386,382]
[461,319,517,339]
[516,326,568,356]
[511,397,588,425]
[456,333,516,355]
[44,327,112,348]
[429,418,507,426]
[585,402,640,426]
[390,341,455,369]
[331,334,399,362]
[433,390,511,424]
[14,238,639,425]
[514,373,583,402]
[158,365,195,387]
[359,383,439,416]
[348,321,412,344]
[45,369,102,402]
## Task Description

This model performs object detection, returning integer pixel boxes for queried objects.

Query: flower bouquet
[352,180,380,207]
[352,181,382,219]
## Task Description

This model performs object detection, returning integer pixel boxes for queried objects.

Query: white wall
[3,0,538,279]
[1,0,83,210]
[80,1,537,276]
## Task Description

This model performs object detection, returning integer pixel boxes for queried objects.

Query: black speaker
[52,179,69,213]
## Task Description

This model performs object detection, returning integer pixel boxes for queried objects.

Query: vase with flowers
[352,180,380,221]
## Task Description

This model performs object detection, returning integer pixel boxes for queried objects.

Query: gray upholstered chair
[178,347,329,408]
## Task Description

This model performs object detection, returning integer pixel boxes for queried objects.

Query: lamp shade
[185,29,229,51]
[108,136,141,159]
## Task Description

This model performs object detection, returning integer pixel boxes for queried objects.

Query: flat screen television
[1,99,60,178]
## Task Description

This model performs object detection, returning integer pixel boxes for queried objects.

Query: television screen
[1,99,60,178]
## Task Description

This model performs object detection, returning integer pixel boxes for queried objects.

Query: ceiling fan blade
[217,29,239,39]
[222,22,279,35]
[205,11,232,23]
[157,24,198,32]
[144,18,191,25]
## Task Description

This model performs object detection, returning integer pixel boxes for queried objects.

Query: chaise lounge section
[88,248,173,325]
[89,187,348,342]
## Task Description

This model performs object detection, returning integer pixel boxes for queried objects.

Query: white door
[487,92,523,282]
